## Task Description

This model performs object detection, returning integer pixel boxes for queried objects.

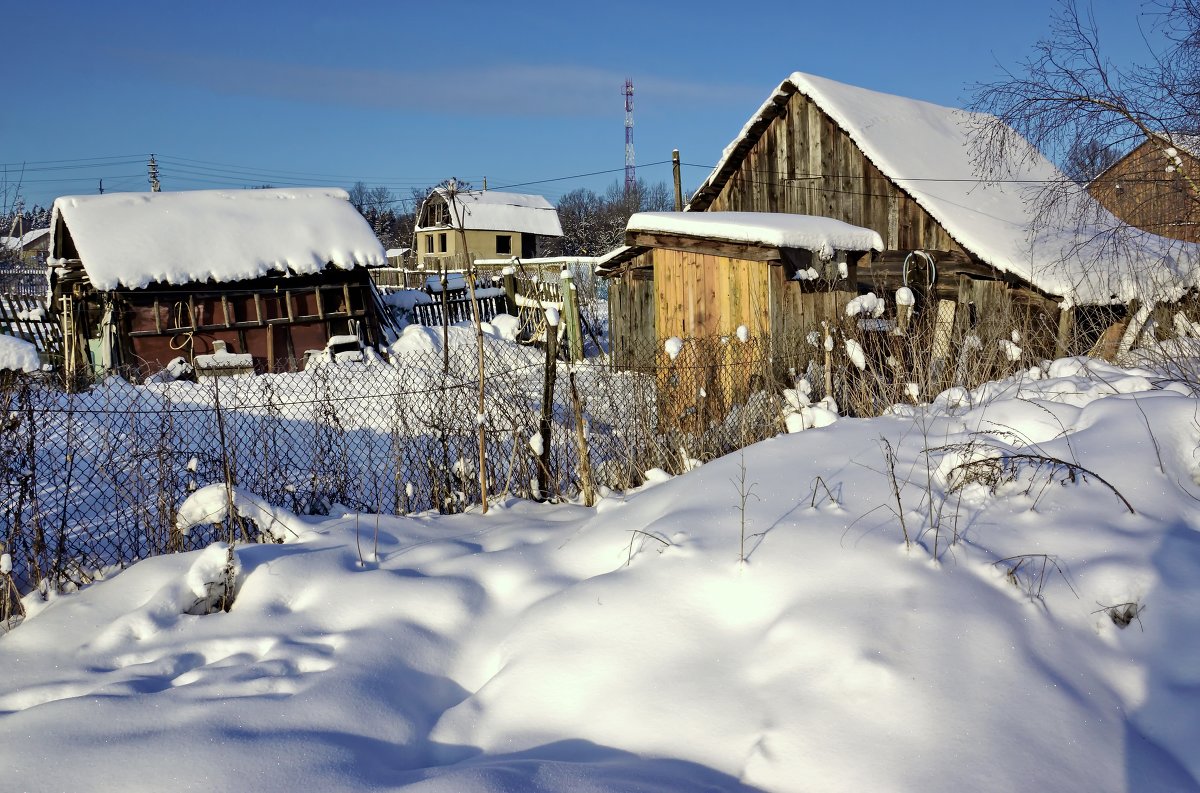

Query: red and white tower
[624,79,636,197]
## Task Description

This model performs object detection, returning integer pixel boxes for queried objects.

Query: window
[425,235,434,253]
[495,235,512,255]
[422,200,449,227]
[438,233,448,253]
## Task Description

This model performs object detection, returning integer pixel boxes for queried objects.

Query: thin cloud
[116,50,758,117]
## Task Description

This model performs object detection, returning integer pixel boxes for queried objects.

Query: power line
[0,154,150,168]
[492,161,673,191]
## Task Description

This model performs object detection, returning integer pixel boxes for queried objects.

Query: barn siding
[1088,140,1200,242]
[650,249,772,340]
[608,264,656,370]
[703,91,968,256]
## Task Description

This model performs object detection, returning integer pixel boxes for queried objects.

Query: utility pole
[148,155,161,192]
[672,149,683,211]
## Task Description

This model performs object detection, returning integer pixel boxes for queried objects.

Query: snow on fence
[409,290,509,327]
[0,294,61,358]
[0,333,804,596]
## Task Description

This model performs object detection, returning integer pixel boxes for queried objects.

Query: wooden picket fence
[0,293,61,358]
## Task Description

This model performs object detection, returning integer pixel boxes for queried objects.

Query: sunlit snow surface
[2,357,1200,792]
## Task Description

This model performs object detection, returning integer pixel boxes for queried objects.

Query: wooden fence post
[560,269,584,362]
[537,309,560,500]
[501,266,518,315]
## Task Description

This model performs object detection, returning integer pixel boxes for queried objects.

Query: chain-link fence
[0,332,803,597]
[3,281,1118,602]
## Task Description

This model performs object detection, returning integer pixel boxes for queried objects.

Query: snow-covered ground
[2,357,1199,792]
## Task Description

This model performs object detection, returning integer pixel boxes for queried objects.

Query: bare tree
[968,0,1200,317]
[549,179,675,257]
[1063,138,1123,183]
[971,1,1200,206]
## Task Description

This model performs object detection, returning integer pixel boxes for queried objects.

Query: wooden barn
[681,72,1200,358]
[601,211,882,370]
[47,187,390,379]
[1087,135,1200,243]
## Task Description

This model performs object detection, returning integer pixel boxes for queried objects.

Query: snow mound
[0,334,40,372]
[2,358,1200,791]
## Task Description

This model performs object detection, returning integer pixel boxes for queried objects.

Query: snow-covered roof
[385,247,410,258]
[50,188,386,290]
[689,72,1200,304]
[628,212,883,260]
[417,189,563,237]
[2,228,51,251]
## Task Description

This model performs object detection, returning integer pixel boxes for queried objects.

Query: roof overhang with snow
[50,188,386,291]
[687,72,1200,305]
[415,189,563,237]
[599,211,882,275]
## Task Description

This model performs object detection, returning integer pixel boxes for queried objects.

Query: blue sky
[3,1,1162,210]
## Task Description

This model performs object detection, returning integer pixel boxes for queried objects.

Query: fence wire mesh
[0,333,800,596]
[2,281,1119,601]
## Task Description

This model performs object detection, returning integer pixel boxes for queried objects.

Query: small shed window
[496,235,512,255]
[438,233,448,253]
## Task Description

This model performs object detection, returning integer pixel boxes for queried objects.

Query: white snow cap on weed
[895,286,915,306]
[736,325,750,342]
[846,292,885,318]
[844,339,867,370]
[664,336,684,360]
[545,307,560,327]
[998,339,1023,361]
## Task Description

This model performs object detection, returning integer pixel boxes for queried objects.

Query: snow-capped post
[443,178,489,513]
[536,307,560,500]
[438,259,450,375]
[560,268,584,362]
[895,287,915,334]
[0,540,25,627]
[501,263,518,315]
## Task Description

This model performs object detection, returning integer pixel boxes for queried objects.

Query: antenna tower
[624,79,635,197]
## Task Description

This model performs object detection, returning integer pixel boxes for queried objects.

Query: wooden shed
[682,72,1200,356]
[601,212,883,430]
[47,187,391,379]
[602,211,881,368]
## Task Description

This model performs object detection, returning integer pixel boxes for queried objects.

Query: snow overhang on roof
[599,212,882,276]
[627,212,882,260]
[50,187,386,291]
[416,189,563,237]
[687,72,1200,305]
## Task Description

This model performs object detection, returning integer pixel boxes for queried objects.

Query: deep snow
[1,358,1199,792]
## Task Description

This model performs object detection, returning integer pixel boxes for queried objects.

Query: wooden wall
[1088,140,1200,242]
[608,265,656,371]
[692,88,970,255]
[652,248,772,339]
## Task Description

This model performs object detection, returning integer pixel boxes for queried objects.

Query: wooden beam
[626,230,781,262]
[126,309,371,337]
